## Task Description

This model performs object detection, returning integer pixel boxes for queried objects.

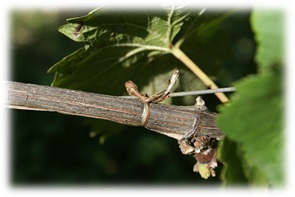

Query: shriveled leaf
[217,71,284,186]
[251,10,284,69]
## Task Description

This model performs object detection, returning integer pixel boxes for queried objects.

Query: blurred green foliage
[11,8,257,184]
[217,10,284,186]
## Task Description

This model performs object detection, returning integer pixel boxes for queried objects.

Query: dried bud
[195,96,208,111]
[191,135,218,178]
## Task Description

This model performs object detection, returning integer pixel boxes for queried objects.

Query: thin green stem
[170,46,229,103]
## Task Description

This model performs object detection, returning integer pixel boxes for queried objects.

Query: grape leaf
[251,10,283,69]
[217,138,248,185]
[48,6,192,96]
[217,9,284,186]
[48,6,232,97]
[48,6,235,137]
[217,71,284,186]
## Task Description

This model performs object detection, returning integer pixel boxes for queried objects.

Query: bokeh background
[10,9,256,185]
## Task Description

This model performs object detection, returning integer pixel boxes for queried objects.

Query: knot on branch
[178,96,222,179]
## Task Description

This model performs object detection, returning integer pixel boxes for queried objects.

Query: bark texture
[6,81,223,140]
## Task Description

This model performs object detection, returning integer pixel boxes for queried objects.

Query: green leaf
[240,149,269,186]
[48,7,232,96]
[219,138,268,186]
[48,6,236,139]
[218,10,284,186]
[48,7,189,95]
[217,71,284,186]
[251,10,284,69]
[217,138,248,185]
[176,10,234,45]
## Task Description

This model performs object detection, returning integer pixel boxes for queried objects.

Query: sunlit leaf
[251,10,283,69]
[217,9,284,186]
[217,71,284,186]
[48,6,190,95]
[48,6,232,97]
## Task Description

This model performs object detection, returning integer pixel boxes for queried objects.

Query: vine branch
[6,81,223,140]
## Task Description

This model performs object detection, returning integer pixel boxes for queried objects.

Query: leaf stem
[170,46,229,103]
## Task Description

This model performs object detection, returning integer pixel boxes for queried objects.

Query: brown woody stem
[6,81,223,140]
